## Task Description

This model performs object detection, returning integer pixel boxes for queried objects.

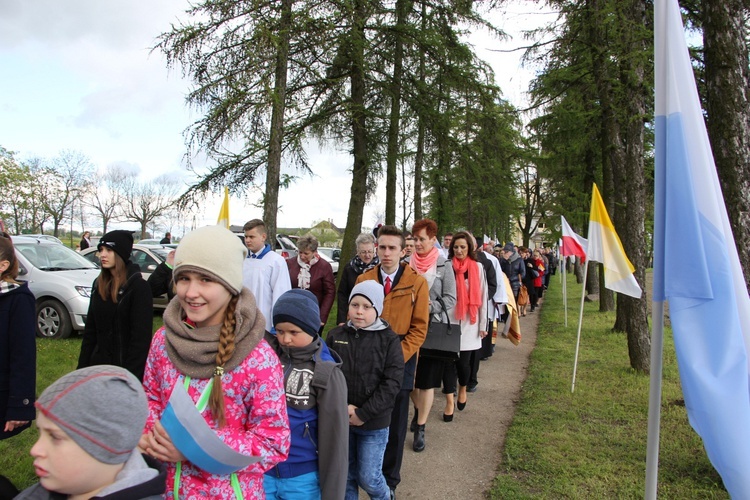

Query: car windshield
[16,242,98,271]
[150,248,170,260]
[278,236,297,250]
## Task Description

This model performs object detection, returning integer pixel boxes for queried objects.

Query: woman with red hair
[407,219,456,452]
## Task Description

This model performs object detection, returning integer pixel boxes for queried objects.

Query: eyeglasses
[358,250,374,256]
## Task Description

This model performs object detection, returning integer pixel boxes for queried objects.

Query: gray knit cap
[174,225,248,295]
[350,280,385,316]
[35,365,147,465]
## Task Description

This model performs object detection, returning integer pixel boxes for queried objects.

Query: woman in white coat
[447,231,487,412]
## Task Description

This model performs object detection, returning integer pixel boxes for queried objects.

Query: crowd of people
[0,220,558,500]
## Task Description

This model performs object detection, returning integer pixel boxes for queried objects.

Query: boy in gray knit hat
[15,365,166,500]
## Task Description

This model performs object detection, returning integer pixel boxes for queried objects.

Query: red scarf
[409,247,439,275]
[452,257,482,324]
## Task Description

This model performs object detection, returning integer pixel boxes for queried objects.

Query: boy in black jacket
[326,280,404,500]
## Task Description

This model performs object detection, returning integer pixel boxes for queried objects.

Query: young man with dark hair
[242,218,292,332]
[356,225,429,498]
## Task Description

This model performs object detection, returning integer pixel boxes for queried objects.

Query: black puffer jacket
[78,262,154,381]
[326,319,404,430]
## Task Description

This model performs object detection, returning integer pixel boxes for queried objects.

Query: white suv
[14,236,99,339]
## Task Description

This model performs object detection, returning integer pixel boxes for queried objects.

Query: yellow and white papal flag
[217,187,230,229]
[587,183,642,298]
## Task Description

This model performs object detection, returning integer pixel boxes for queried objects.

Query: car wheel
[36,299,73,339]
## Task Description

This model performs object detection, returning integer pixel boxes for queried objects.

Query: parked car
[15,234,64,245]
[135,238,164,246]
[316,250,339,276]
[13,236,99,339]
[233,232,298,259]
[317,247,341,262]
[79,244,170,309]
[275,234,298,259]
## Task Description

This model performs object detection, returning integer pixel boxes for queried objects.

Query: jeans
[346,427,390,500]
[264,471,321,500]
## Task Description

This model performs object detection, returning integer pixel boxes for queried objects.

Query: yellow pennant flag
[587,183,642,298]
[217,187,230,229]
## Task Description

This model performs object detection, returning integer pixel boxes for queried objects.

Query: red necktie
[384,276,392,295]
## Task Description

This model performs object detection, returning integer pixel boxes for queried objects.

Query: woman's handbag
[517,285,530,306]
[421,296,461,355]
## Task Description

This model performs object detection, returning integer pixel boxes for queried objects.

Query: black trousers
[478,318,494,361]
[383,388,411,490]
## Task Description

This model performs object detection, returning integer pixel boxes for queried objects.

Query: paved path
[391,308,540,499]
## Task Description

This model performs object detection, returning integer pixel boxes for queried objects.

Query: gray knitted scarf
[162,288,266,379]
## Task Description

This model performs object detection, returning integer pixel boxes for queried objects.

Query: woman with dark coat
[0,232,36,441]
[286,235,336,331]
[336,232,379,324]
[77,230,153,381]
[79,231,92,250]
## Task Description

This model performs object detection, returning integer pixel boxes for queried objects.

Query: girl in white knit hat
[138,225,290,499]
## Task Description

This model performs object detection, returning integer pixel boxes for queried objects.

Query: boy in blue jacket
[326,280,404,500]
[264,289,349,500]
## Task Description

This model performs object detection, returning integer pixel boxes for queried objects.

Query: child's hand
[145,421,186,463]
[480,330,488,339]
[348,405,364,426]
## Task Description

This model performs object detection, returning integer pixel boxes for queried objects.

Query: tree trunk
[588,0,617,313]
[413,1,427,222]
[703,0,750,290]
[585,261,599,295]
[263,0,292,247]
[384,0,409,225]
[612,0,650,372]
[339,0,370,274]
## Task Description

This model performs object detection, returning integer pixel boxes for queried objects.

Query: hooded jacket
[264,333,348,500]
[15,452,167,499]
[326,319,404,430]
[356,264,429,390]
[77,262,154,381]
[501,251,526,291]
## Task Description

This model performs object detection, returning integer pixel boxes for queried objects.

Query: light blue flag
[654,0,750,496]
[160,382,261,475]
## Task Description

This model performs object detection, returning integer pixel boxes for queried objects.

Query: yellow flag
[587,183,642,298]
[217,187,230,229]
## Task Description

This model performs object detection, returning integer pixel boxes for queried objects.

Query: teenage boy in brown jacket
[356,225,429,498]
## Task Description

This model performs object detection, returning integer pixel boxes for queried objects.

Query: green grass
[490,273,728,499]
[0,314,164,490]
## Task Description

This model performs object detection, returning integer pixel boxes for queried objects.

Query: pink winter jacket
[143,327,290,499]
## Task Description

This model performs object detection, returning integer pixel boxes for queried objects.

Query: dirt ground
[385,306,540,499]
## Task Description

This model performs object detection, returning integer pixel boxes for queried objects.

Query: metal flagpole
[571,261,589,393]
[645,301,665,498]
[563,257,568,327]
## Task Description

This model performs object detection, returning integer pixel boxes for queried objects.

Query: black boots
[413,424,425,452]
[410,407,418,432]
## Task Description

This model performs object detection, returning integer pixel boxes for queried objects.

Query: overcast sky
[0,0,554,235]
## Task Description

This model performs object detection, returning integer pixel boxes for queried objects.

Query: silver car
[14,236,99,339]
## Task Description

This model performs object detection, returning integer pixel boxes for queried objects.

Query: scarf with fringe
[452,257,482,324]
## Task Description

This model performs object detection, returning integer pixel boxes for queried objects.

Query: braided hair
[209,294,239,427]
